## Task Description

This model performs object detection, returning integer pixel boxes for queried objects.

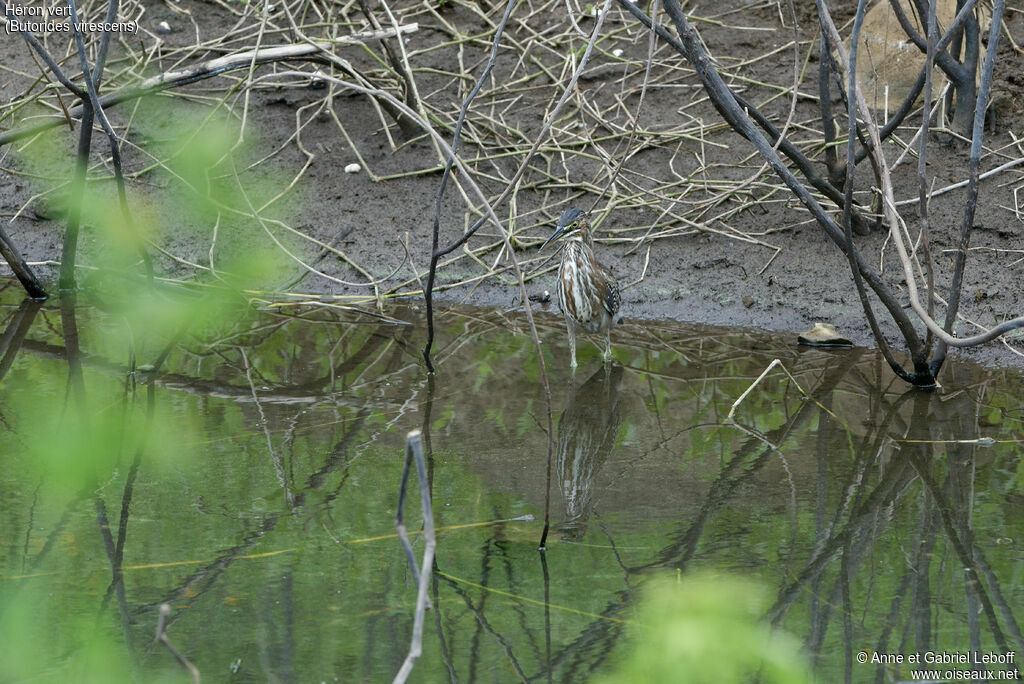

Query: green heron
[541,208,622,368]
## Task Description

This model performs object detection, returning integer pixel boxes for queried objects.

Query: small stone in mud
[344,163,361,174]
[798,322,852,347]
[742,295,754,309]
[156,21,171,34]
[32,196,65,220]
[528,290,551,303]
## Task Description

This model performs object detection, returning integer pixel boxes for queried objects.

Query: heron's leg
[603,330,612,363]
[567,322,577,369]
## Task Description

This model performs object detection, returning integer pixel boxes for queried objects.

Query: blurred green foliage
[0,586,136,683]
[1,98,309,681]
[13,96,298,296]
[598,573,811,684]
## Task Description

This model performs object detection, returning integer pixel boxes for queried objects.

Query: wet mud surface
[1,0,1022,368]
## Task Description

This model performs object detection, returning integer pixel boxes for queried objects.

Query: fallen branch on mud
[3,0,1020,378]
[628,0,933,383]
[0,225,46,298]
[619,0,1021,386]
[0,26,419,148]
[819,2,1024,354]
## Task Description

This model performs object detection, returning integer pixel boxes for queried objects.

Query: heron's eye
[570,221,579,229]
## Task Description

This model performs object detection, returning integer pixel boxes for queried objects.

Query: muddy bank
[1,0,1022,369]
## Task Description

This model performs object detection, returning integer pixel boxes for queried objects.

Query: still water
[0,283,1021,682]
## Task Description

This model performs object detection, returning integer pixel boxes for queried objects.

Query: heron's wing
[598,267,621,318]
[604,283,620,317]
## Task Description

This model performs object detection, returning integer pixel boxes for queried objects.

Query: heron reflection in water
[555,364,625,541]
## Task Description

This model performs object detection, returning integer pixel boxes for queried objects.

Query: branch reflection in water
[0,293,1021,682]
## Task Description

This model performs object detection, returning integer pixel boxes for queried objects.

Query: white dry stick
[155,603,200,684]
[893,156,1024,206]
[727,359,809,424]
[393,430,435,684]
[726,359,810,450]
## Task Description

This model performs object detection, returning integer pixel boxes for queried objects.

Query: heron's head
[540,209,588,250]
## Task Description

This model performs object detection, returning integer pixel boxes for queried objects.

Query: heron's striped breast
[558,243,598,326]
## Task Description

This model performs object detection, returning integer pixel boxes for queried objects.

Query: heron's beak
[540,226,565,250]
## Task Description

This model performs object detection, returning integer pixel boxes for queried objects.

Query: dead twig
[393,429,436,684]
[0,224,47,298]
[822,2,1023,360]
[0,28,420,149]
[154,603,200,684]
[66,0,153,283]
